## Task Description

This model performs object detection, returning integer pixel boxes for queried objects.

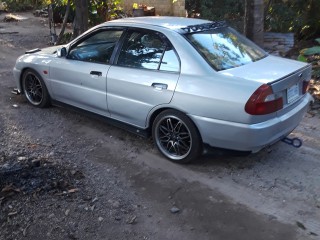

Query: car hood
[25,45,65,55]
[220,55,308,83]
[40,45,65,54]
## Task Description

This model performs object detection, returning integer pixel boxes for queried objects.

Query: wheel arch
[147,107,203,142]
[150,107,204,163]
[20,67,52,97]
[20,67,51,108]
[147,107,170,132]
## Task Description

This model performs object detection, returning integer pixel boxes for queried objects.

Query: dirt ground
[1,12,320,240]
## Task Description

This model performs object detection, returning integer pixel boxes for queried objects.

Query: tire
[152,109,202,163]
[22,69,50,108]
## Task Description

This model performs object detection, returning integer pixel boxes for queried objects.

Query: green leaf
[303,46,320,56]
[299,48,307,55]
[316,38,320,45]
[298,54,307,62]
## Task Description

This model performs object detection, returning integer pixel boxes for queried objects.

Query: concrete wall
[264,32,294,56]
[121,0,186,17]
[172,0,186,17]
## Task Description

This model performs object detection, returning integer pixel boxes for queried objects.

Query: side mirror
[57,47,67,57]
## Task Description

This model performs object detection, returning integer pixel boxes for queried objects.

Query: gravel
[1,11,319,240]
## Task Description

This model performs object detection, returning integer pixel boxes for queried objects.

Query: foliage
[0,1,8,11]
[185,0,199,18]
[4,0,49,11]
[186,0,245,31]
[89,0,122,26]
[265,0,320,39]
[52,0,75,24]
[58,32,73,44]
[199,0,244,21]
[132,2,138,9]
[3,0,121,26]
[298,38,320,79]
[186,0,320,40]
[48,0,121,27]
[265,1,296,33]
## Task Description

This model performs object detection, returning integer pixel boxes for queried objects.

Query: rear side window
[117,30,180,72]
[160,47,180,72]
[186,27,267,71]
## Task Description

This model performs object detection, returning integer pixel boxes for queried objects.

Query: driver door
[49,28,124,116]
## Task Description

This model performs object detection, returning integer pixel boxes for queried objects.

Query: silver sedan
[13,17,313,163]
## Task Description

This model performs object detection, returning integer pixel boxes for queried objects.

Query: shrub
[298,38,320,79]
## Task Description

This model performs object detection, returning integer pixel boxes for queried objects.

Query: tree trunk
[56,0,71,45]
[73,0,88,39]
[244,0,264,47]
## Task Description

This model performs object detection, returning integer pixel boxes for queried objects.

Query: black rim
[155,115,192,160]
[24,73,43,105]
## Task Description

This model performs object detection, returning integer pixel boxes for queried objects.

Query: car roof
[105,17,213,31]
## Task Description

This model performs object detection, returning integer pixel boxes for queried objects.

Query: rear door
[107,29,180,127]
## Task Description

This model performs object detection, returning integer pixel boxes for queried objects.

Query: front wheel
[152,110,202,163]
[22,69,50,108]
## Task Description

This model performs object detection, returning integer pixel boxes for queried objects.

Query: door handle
[90,71,102,76]
[152,83,168,90]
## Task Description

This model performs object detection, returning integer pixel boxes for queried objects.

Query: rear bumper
[189,94,313,152]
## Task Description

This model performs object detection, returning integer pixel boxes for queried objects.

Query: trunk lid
[221,55,310,84]
[221,55,312,113]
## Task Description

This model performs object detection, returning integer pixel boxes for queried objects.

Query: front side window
[186,27,267,71]
[117,30,180,72]
[68,29,123,64]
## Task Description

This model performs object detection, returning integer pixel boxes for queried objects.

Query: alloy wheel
[155,115,192,160]
[24,73,43,106]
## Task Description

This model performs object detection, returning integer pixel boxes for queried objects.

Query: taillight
[245,84,283,115]
[302,80,310,94]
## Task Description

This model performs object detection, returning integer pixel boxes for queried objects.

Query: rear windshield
[186,27,267,71]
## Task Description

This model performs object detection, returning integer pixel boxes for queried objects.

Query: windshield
[186,27,267,71]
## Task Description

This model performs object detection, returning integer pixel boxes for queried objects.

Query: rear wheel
[152,109,202,163]
[22,69,50,108]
